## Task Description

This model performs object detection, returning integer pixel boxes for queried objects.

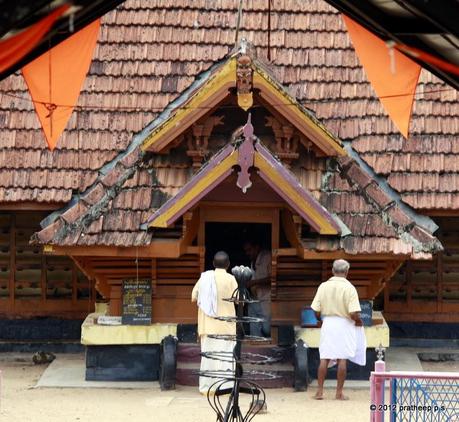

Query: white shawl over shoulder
[197,270,217,317]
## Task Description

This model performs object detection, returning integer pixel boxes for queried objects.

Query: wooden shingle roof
[1,0,457,207]
[0,0,456,254]
[30,48,441,256]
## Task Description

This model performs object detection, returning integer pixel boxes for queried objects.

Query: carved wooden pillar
[186,127,208,169]
[186,116,224,169]
[108,284,122,316]
[266,116,299,167]
[271,208,280,299]
[271,249,278,299]
[198,247,205,273]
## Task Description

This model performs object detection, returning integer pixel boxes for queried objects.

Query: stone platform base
[294,312,390,349]
[81,314,175,382]
[81,314,177,346]
[306,348,377,380]
[85,345,160,381]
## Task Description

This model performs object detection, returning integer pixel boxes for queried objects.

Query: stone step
[177,361,293,372]
[176,366,294,389]
[385,347,423,371]
[176,343,201,363]
[176,342,294,388]
[177,342,294,364]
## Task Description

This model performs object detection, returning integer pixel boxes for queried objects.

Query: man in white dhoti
[191,251,238,395]
[310,259,366,400]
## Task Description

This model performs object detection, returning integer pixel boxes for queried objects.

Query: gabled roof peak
[231,38,278,77]
[231,38,256,58]
[140,46,345,157]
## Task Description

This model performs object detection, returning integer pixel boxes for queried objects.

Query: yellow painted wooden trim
[81,313,177,345]
[254,152,338,235]
[252,70,345,156]
[150,151,239,228]
[142,58,237,152]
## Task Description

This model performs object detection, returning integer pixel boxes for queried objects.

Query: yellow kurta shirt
[311,276,361,319]
[191,268,238,337]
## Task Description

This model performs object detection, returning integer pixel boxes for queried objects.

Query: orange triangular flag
[22,19,101,150]
[342,16,421,138]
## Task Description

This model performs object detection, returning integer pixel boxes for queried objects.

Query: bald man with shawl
[191,251,238,394]
[311,259,367,400]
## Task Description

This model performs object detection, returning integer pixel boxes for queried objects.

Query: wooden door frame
[196,202,281,297]
[197,201,280,251]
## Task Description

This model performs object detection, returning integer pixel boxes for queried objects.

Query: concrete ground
[0,353,372,422]
[386,346,459,371]
[1,347,456,422]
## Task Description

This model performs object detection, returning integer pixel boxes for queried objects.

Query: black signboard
[359,300,373,327]
[122,279,152,325]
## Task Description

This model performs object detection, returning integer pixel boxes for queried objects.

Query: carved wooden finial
[236,54,253,111]
[243,112,254,140]
[236,113,255,193]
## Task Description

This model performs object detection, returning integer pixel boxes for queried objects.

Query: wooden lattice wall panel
[87,254,201,298]
[385,217,459,322]
[276,256,388,301]
[0,211,93,318]
[155,254,201,297]
[0,213,11,297]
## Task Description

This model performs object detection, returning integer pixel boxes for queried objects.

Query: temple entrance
[205,221,272,337]
[204,222,271,270]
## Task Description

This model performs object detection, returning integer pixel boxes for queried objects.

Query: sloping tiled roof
[0,0,457,208]
[33,123,441,256]
[34,145,192,246]
[316,154,441,255]
[1,0,457,259]
[353,135,459,210]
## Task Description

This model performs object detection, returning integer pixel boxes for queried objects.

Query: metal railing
[370,361,459,422]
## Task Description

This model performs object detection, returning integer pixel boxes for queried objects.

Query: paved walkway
[386,346,459,371]
[36,353,376,390]
[36,346,451,390]
[36,354,157,389]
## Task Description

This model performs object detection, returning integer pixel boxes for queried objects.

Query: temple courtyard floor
[0,352,457,422]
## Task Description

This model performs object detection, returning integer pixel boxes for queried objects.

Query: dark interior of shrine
[204,222,271,271]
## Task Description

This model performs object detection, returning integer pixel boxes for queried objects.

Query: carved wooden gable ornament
[145,113,342,236]
[236,54,254,111]
[140,42,345,158]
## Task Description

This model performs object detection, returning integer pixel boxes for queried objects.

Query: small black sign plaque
[121,279,152,325]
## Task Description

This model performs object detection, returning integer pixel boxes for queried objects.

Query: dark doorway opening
[204,223,271,271]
